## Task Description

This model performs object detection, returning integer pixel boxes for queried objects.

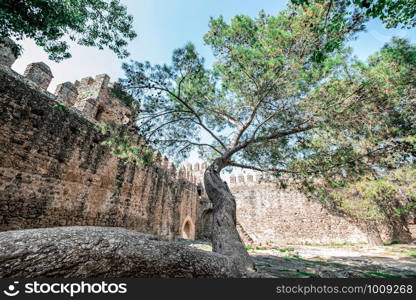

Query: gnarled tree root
[0,226,239,278]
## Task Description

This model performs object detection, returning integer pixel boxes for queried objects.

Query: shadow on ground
[252,248,416,278]
[184,239,416,278]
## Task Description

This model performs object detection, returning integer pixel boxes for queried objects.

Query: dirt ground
[186,241,416,278]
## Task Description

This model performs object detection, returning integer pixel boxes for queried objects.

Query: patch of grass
[367,271,402,278]
[55,104,67,111]
[325,262,348,269]
[274,247,295,252]
[246,246,268,251]
[408,250,416,259]
[398,249,416,258]
[304,259,330,267]
[384,241,400,246]
[359,273,374,278]
[284,254,348,269]
[288,242,367,247]
[292,254,308,261]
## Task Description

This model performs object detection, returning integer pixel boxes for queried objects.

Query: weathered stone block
[238,175,245,184]
[23,62,53,89]
[55,82,78,106]
[230,175,236,184]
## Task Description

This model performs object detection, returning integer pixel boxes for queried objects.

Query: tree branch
[158,139,223,155]
[129,82,227,150]
[145,117,195,139]
[228,161,300,174]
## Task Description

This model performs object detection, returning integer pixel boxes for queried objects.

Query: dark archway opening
[95,106,105,121]
[182,220,192,239]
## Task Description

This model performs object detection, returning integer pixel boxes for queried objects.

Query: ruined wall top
[23,62,54,90]
[183,161,290,189]
[0,38,132,127]
[0,39,282,187]
[0,40,282,186]
[0,39,202,184]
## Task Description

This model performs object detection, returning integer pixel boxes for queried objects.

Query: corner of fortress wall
[0,39,203,240]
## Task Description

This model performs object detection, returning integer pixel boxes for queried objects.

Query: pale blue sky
[12,0,416,92]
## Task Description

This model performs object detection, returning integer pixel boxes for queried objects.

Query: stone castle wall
[231,182,369,246]
[0,44,200,239]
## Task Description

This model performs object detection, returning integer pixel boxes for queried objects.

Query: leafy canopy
[0,0,137,61]
[121,1,414,184]
[292,37,415,191]
[292,0,416,28]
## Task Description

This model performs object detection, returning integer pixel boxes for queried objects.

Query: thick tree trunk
[204,160,256,276]
[0,226,236,278]
[365,222,384,246]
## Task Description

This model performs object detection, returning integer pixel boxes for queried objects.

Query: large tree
[120,2,415,275]
[0,0,137,61]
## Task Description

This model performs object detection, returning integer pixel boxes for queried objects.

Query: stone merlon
[55,82,78,106]
[23,62,54,90]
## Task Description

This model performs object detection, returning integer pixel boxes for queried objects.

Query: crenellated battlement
[0,39,284,188]
[0,39,204,187]
[181,161,290,189]
[1,39,133,127]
